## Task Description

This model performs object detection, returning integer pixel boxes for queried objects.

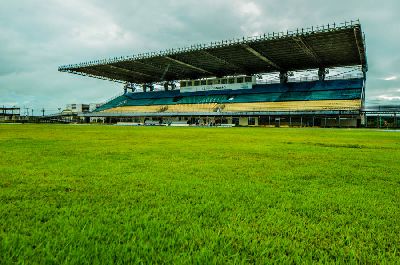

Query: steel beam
[77,68,127,84]
[353,27,367,69]
[241,44,281,70]
[199,50,246,74]
[132,60,165,74]
[107,65,152,78]
[164,56,215,75]
[93,66,145,83]
[133,60,184,81]
[293,36,321,65]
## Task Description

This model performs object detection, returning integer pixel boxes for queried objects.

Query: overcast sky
[1,0,399,114]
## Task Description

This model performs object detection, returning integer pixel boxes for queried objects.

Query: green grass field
[1,125,399,264]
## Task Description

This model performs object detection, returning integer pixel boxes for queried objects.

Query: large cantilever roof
[58,20,367,84]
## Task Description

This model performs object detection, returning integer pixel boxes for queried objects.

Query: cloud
[236,1,262,17]
[377,95,400,101]
[382,76,398,81]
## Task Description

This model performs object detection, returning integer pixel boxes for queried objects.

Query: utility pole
[31,109,34,117]
[41,108,45,117]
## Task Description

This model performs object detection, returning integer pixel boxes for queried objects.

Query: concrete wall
[325,118,358,127]
[239,117,248,126]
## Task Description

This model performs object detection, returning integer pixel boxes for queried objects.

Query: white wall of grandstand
[133,67,362,93]
[64,103,100,113]
[179,76,256,92]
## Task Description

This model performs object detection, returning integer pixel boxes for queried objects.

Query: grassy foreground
[0,124,399,264]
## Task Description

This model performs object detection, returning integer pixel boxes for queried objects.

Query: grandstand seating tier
[95,79,364,113]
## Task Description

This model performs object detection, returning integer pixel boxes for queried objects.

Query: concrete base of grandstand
[82,112,362,128]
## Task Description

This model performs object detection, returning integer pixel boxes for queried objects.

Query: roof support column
[318,67,326,81]
[163,82,169,91]
[124,83,136,93]
[163,82,176,91]
[143,84,154,92]
[362,65,367,81]
[279,71,288,84]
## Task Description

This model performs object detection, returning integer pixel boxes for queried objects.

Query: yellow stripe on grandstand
[102,100,361,113]
[223,100,361,112]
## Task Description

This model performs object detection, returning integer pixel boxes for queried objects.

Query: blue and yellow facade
[96,78,363,114]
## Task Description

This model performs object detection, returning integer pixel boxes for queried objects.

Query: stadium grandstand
[59,20,367,127]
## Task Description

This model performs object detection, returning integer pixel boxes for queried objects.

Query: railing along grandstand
[97,92,126,108]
